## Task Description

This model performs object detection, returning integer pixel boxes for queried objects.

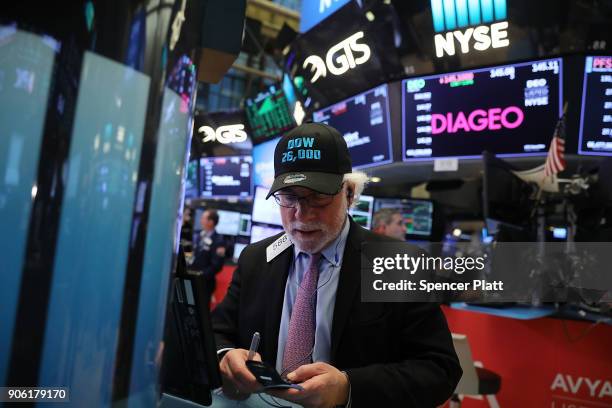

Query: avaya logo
[198,124,247,144]
[431,106,524,134]
[550,373,612,399]
[302,31,371,83]
[431,0,510,58]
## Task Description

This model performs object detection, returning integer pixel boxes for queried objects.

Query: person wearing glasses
[212,123,461,408]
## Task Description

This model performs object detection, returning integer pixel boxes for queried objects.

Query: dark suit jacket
[191,230,225,283]
[212,219,462,407]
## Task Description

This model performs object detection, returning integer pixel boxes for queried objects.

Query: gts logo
[198,124,247,144]
[302,31,371,83]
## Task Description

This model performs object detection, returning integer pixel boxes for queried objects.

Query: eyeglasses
[273,190,336,208]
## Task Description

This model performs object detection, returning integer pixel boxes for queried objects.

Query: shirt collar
[293,215,350,265]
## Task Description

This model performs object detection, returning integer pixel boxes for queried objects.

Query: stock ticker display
[245,85,295,144]
[579,56,612,156]
[199,156,252,198]
[313,84,393,168]
[402,58,563,160]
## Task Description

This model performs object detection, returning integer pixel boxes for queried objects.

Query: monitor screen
[184,159,199,199]
[200,156,252,198]
[251,186,282,226]
[314,84,393,169]
[579,56,612,156]
[252,137,280,189]
[402,58,563,160]
[245,84,295,144]
[238,213,252,236]
[250,224,284,244]
[233,242,247,262]
[215,210,241,236]
[374,198,434,238]
[349,194,374,229]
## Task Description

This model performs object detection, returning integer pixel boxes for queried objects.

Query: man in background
[372,208,407,240]
[192,209,226,305]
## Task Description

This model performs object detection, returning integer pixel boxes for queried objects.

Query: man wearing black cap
[212,123,461,407]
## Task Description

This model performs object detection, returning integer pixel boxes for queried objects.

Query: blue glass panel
[0,27,56,386]
[38,51,149,406]
[481,0,494,22]
[455,0,470,28]
[300,0,351,33]
[494,0,507,20]
[468,0,482,25]
[443,0,457,30]
[127,87,189,406]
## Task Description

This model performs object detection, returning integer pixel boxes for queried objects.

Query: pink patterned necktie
[282,252,321,375]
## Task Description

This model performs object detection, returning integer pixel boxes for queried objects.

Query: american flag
[544,109,567,178]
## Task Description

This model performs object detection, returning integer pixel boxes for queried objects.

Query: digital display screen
[251,186,282,226]
[215,210,241,236]
[233,242,247,262]
[184,160,198,199]
[200,156,252,198]
[402,58,563,160]
[579,56,612,156]
[252,137,280,189]
[250,224,284,244]
[238,213,251,236]
[245,84,295,144]
[314,84,393,168]
[374,198,434,238]
[349,194,374,229]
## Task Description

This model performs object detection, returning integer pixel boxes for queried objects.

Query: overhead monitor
[374,198,434,239]
[252,137,280,189]
[250,224,284,244]
[233,242,247,262]
[402,58,563,160]
[215,210,241,236]
[199,156,252,198]
[184,159,199,199]
[238,213,252,236]
[578,56,612,156]
[245,84,295,144]
[251,186,282,226]
[349,194,374,229]
[313,84,393,169]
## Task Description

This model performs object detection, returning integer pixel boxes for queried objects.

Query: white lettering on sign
[550,373,612,399]
[199,124,247,144]
[434,21,509,58]
[302,31,371,83]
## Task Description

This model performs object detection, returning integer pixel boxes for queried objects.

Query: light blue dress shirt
[275,216,350,374]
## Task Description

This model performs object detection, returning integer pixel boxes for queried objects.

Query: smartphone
[246,360,304,391]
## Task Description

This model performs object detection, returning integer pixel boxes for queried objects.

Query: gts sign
[198,124,247,144]
[302,31,371,83]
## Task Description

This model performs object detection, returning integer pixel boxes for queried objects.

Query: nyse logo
[199,124,247,144]
[302,31,371,83]
[431,0,510,58]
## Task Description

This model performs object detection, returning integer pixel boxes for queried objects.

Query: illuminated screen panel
[374,198,434,238]
[251,186,281,226]
[579,56,612,156]
[402,58,563,160]
[252,136,279,189]
[199,156,252,198]
[349,194,374,229]
[215,210,241,236]
[313,84,393,169]
[245,84,295,144]
[250,224,283,243]
[184,159,198,199]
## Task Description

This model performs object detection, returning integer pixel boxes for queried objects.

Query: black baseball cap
[265,123,352,199]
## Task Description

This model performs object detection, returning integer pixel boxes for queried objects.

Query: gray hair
[372,208,402,229]
[343,171,369,209]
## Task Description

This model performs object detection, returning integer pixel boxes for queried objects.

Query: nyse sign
[434,22,510,58]
[199,124,247,144]
[302,31,371,83]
